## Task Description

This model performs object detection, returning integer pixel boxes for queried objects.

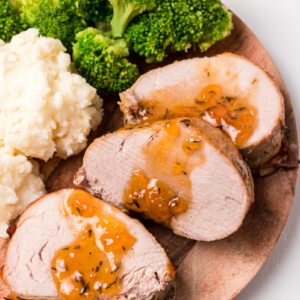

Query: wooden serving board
[0,14,298,299]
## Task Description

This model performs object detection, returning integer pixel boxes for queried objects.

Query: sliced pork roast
[119,53,285,172]
[75,118,254,241]
[2,189,175,300]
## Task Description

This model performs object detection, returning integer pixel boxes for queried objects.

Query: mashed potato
[0,29,103,161]
[0,146,46,237]
[0,29,104,237]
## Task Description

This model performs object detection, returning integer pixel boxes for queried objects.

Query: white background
[222,1,300,299]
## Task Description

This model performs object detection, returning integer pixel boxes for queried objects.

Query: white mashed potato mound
[0,29,103,161]
[0,146,46,237]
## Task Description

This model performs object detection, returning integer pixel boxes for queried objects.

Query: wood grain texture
[175,15,299,299]
[0,14,298,299]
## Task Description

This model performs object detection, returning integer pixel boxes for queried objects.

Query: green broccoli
[76,0,113,23]
[125,0,233,62]
[73,0,155,94]
[109,0,159,37]
[73,28,139,94]
[0,0,28,42]
[14,0,90,53]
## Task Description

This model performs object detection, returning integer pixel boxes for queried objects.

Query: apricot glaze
[125,170,187,225]
[125,120,206,225]
[51,190,136,299]
[137,84,256,147]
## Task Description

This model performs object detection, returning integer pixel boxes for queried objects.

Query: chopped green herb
[148,134,155,140]
[79,283,89,295]
[74,245,81,249]
[74,272,83,281]
[111,262,121,273]
[76,207,82,216]
[181,119,191,127]
[141,105,153,115]
[105,277,118,289]
[164,108,169,119]
[126,198,134,204]
[80,278,85,286]
[75,273,85,286]
[225,96,237,102]
[213,98,220,104]
[234,106,246,112]
[195,100,205,105]
[133,199,140,208]
[88,229,92,237]
[206,106,217,112]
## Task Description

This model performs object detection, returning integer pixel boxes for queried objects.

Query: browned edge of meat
[119,53,286,175]
[2,189,175,300]
[75,118,254,242]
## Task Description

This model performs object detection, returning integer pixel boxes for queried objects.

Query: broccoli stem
[110,2,147,37]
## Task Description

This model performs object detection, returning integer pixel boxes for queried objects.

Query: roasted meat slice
[3,189,174,300]
[119,53,284,171]
[75,118,254,241]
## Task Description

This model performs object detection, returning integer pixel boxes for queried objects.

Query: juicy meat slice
[75,118,254,241]
[119,53,285,172]
[2,189,174,300]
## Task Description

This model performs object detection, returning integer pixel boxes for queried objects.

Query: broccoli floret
[0,0,28,42]
[109,0,159,37]
[73,28,139,94]
[14,0,90,53]
[125,0,233,62]
[76,0,113,23]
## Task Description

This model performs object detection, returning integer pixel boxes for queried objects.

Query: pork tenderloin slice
[119,53,285,171]
[3,189,174,300]
[75,118,254,241]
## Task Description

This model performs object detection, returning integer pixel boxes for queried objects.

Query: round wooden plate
[0,13,298,300]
